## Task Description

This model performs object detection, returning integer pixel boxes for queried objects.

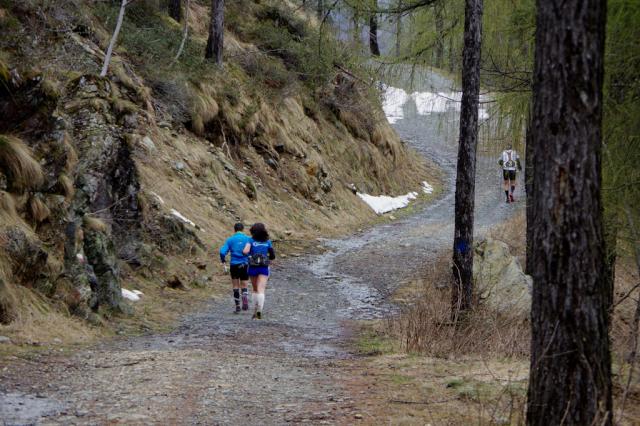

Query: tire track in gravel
[0,71,523,425]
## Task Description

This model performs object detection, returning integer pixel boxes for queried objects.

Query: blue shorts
[248,266,270,277]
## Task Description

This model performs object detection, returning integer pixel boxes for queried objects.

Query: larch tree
[526,0,611,424]
[168,0,181,22]
[205,0,224,66]
[369,1,381,56]
[451,0,483,315]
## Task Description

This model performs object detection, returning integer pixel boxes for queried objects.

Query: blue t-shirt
[249,239,273,257]
[219,232,251,265]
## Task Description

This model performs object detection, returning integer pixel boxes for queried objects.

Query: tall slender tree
[395,0,403,57]
[526,0,611,424]
[451,0,483,315]
[205,0,224,66]
[168,0,181,22]
[369,2,381,56]
[433,1,445,68]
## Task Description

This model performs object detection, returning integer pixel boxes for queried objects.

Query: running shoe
[506,198,511,204]
[234,306,241,314]
[241,294,249,311]
[510,194,515,203]
[255,311,262,320]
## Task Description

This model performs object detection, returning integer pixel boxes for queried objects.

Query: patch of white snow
[422,181,434,194]
[382,86,409,124]
[170,209,196,228]
[122,289,141,302]
[357,191,418,215]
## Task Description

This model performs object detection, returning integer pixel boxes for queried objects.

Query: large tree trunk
[524,114,533,276]
[205,0,224,66]
[451,0,483,315]
[434,1,444,68]
[168,0,181,22]
[369,2,380,57]
[526,0,611,424]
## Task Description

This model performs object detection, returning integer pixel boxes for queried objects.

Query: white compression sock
[252,293,259,309]
[256,293,265,312]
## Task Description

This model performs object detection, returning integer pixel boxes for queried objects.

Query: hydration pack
[249,253,270,267]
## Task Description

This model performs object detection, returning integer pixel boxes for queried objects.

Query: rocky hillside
[0,0,433,333]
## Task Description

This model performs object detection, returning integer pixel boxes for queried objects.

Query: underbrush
[388,254,530,358]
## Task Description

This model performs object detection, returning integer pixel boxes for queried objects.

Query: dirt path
[0,74,522,425]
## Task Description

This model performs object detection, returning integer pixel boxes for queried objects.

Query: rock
[0,336,11,344]
[140,136,156,151]
[167,276,187,290]
[473,238,532,317]
[158,121,171,129]
[354,413,363,419]
[274,143,285,153]
[173,161,186,171]
[266,158,279,169]
[83,230,124,312]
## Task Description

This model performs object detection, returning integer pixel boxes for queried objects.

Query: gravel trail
[0,71,522,425]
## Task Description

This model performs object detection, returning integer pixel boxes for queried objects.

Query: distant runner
[243,223,276,320]
[498,145,522,203]
[219,223,251,313]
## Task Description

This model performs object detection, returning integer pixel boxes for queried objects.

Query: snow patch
[422,181,434,194]
[122,289,143,302]
[151,192,165,205]
[382,86,409,124]
[170,209,197,228]
[357,191,418,215]
[381,85,490,123]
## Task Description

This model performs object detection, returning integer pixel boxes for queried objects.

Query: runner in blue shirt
[242,223,276,319]
[219,223,251,313]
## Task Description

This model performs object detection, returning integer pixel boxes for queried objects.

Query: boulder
[473,238,531,318]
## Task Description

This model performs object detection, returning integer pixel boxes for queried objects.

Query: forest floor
[0,91,526,424]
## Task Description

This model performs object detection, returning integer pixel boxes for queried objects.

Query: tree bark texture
[369,8,380,56]
[525,114,534,276]
[168,0,181,22]
[205,0,224,65]
[451,0,482,314]
[526,0,611,424]
[317,0,324,19]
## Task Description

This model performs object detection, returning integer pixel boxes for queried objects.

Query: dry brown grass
[0,135,44,192]
[83,216,108,233]
[58,173,75,200]
[487,210,526,264]
[388,254,530,359]
[27,193,50,223]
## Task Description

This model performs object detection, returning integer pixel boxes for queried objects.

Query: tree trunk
[369,7,380,56]
[395,0,403,57]
[352,9,361,48]
[100,0,128,77]
[434,1,444,68]
[317,0,324,19]
[526,0,611,424]
[205,0,224,66]
[173,0,191,62]
[451,0,483,315]
[168,0,181,22]
[524,113,533,276]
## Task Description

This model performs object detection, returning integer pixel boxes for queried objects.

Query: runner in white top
[498,144,522,203]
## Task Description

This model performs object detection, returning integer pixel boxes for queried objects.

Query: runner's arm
[268,247,276,260]
[242,242,251,255]
[516,158,522,171]
[219,241,229,263]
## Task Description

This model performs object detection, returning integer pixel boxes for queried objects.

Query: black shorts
[230,264,249,280]
[503,170,517,181]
